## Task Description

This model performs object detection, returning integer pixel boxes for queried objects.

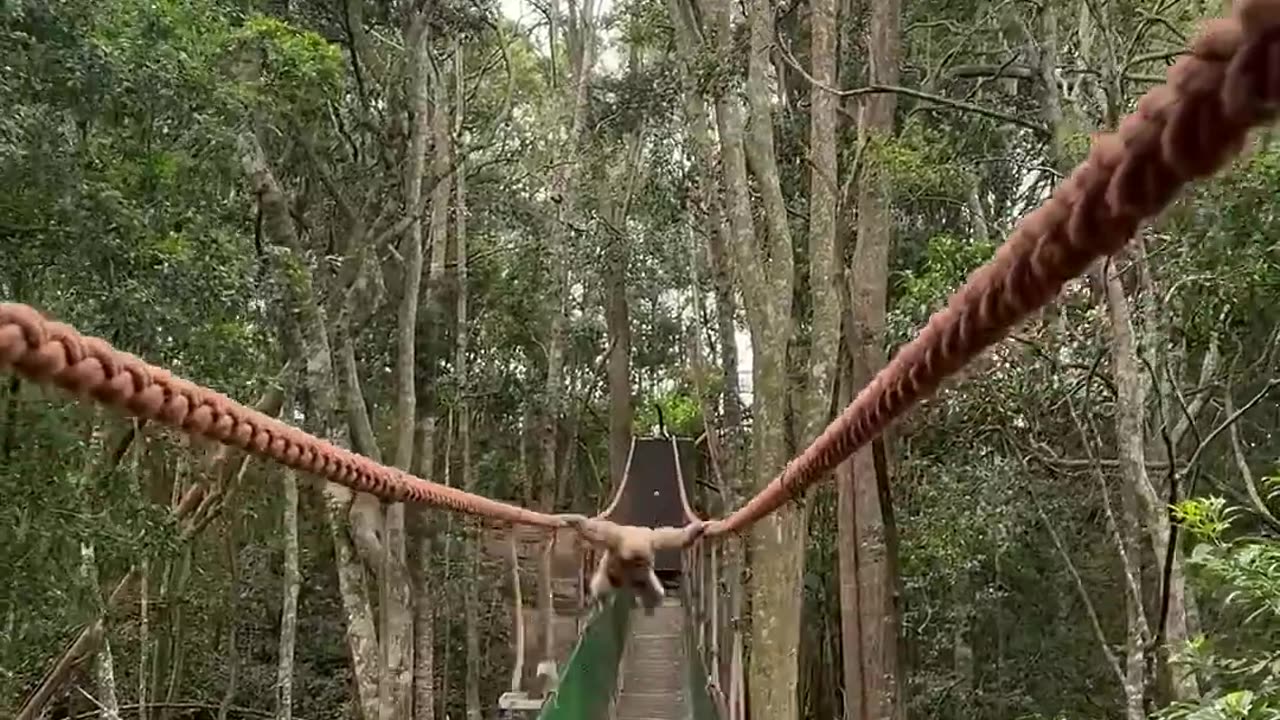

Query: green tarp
[536,591,634,720]
[535,589,723,720]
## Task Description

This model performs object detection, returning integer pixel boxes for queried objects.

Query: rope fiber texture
[2,0,1280,535]
[0,303,562,529]
[703,0,1280,537]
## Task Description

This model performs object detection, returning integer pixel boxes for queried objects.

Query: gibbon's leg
[636,567,665,615]
[613,529,662,612]
[588,552,615,605]
[592,552,664,612]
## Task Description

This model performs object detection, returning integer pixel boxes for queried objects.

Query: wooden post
[508,531,524,694]
[709,543,720,687]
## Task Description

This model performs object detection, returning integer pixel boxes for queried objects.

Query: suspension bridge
[4,0,1280,716]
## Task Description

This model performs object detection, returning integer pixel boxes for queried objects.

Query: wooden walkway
[615,598,689,720]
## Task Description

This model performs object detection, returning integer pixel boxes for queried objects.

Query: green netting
[536,591,634,720]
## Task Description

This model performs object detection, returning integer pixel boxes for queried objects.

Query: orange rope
[3,0,1279,536]
[0,304,561,529]
[702,0,1280,537]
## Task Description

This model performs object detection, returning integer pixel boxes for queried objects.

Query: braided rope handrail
[597,436,636,520]
[2,0,1279,538]
[0,303,562,529]
[701,0,1280,537]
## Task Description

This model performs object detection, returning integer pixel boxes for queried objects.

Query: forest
[2,0,1280,718]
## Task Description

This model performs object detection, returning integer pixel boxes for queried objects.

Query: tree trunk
[160,545,193,720]
[91,633,119,719]
[80,543,121,720]
[601,49,647,486]
[411,418,437,720]
[536,0,597,676]
[802,0,842,443]
[1134,244,1203,703]
[952,184,985,701]
[845,0,904,709]
[1122,480,1148,720]
[604,171,633,491]
[835,361,865,720]
[740,2,808,718]
[434,411,455,712]
[508,531,526,693]
[239,131,383,719]
[380,11,432,719]
[218,503,241,720]
[451,47,483,720]
[746,344,807,720]
[668,0,840,715]
[275,469,301,720]
[808,0,860,712]
[139,559,149,720]
[665,0,743,475]
[323,500,381,720]
[1103,263,1152,719]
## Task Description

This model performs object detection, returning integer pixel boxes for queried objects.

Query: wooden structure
[484,435,709,719]
[600,436,700,576]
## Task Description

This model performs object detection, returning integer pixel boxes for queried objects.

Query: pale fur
[559,514,706,614]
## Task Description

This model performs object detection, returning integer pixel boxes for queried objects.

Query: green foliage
[688,24,745,100]
[4,0,1280,717]
[1173,496,1235,543]
[889,230,997,342]
[231,14,343,114]
[1157,497,1280,720]
[636,388,703,437]
[0,415,180,703]
[873,123,967,198]
[1,0,275,709]
[1055,123,1093,168]
[1158,138,1280,345]
[614,0,671,51]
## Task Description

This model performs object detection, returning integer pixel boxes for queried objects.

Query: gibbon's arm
[557,514,618,546]
[649,521,706,550]
[563,515,627,604]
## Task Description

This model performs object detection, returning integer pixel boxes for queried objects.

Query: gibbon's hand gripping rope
[2,0,1280,535]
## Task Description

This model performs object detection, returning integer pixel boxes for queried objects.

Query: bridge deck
[616,598,688,720]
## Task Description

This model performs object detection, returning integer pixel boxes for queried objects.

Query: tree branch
[1225,382,1280,528]
[1181,378,1280,490]
[1031,494,1126,687]
[299,133,358,224]
[1065,393,1149,647]
[946,63,1037,80]
[775,31,1050,137]
[1124,48,1186,71]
